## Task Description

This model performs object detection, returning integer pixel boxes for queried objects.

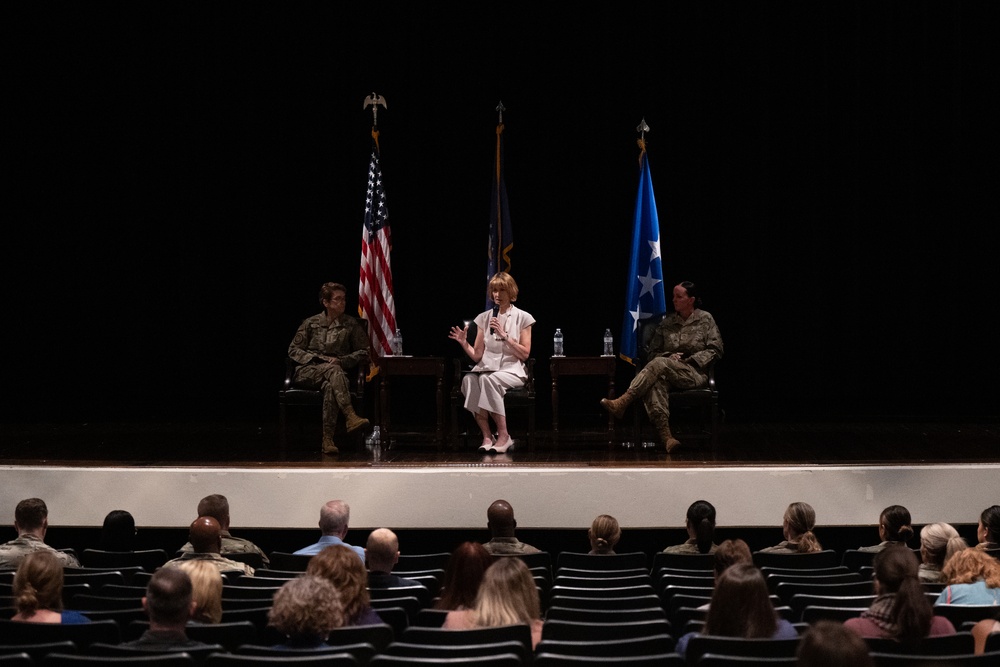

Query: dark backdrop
[5,3,997,427]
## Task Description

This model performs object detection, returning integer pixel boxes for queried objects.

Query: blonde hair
[268,575,345,641]
[919,523,960,569]
[176,559,223,624]
[941,547,1000,587]
[13,551,63,617]
[306,545,370,623]
[784,502,822,553]
[470,557,540,628]
[588,515,621,555]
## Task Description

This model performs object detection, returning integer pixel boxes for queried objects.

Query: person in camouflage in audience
[288,282,371,455]
[178,494,269,567]
[601,281,724,454]
[162,516,254,577]
[481,499,540,555]
[0,498,80,570]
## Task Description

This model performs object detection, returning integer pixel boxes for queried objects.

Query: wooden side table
[550,355,617,442]
[378,356,446,445]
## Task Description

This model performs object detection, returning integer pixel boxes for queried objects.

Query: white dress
[461,305,536,416]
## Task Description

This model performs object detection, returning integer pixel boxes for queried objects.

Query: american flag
[358,134,396,364]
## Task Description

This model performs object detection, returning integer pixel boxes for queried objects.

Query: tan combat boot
[321,434,339,455]
[600,389,636,420]
[658,423,682,454]
[343,407,370,433]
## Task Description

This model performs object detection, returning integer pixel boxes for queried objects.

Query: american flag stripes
[358,134,396,364]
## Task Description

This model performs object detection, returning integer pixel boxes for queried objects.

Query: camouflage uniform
[482,537,541,555]
[0,533,81,569]
[179,531,269,566]
[631,309,724,433]
[161,551,254,577]
[662,538,718,555]
[288,312,370,438]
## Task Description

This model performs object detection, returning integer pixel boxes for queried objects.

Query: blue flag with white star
[619,148,666,364]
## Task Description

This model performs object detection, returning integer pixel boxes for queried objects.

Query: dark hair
[713,539,753,579]
[146,568,193,626]
[14,498,48,531]
[871,545,932,642]
[880,505,914,543]
[434,542,494,611]
[101,510,136,552]
[197,495,229,523]
[678,281,702,307]
[686,500,716,554]
[981,505,1000,542]
[703,563,777,639]
[796,620,875,667]
[319,282,347,304]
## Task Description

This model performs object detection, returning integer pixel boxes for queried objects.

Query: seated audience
[796,620,875,667]
[306,545,381,625]
[976,505,1000,551]
[433,541,494,611]
[675,563,798,658]
[588,514,621,555]
[11,551,90,624]
[0,498,81,569]
[268,575,346,649]
[918,522,960,583]
[122,568,214,650]
[366,528,422,588]
[100,510,138,552]
[179,494,269,566]
[858,505,914,553]
[663,500,717,554]
[175,559,223,624]
[843,545,956,640]
[163,516,254,576]
[935,546,1000,605]
[294,500,365,561]
[971,612,1000,655]
[758,501,822,554]
[481,499,540,555]
[443,556,544,649]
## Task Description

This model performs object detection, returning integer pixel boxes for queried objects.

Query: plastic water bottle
[553,328,564,357]
[372,425,381,446]
[392,329,403,356]
[603,329,614,357]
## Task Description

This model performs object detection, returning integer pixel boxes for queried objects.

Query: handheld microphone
[491,305,500,339]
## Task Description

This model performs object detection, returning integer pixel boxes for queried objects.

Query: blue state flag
[485,120,513,309]
[619,148,666,364]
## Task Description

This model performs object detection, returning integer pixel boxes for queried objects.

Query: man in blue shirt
[294,499,365,562]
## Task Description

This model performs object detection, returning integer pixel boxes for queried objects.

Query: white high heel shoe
[477,437,496,452]
[490,437,515,454]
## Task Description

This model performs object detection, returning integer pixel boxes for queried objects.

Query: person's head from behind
[365,528,400,573]
[588,514,621,555]
[979,505,1000,546]
[487,272,519,306]
[713,539,753,581]
[704,563,776,639]
[13,550,63,618]
[871,545,934,641]
[101,510,136,552]
[487,499,517,537]
[197,494,230,530]
[176,559,223,624]
[144,568,195,629]
[471,556,540,628]
[796,620,874,667]
[14,498,48,536]
[268,575,345,644]
[188,516,223,553]
[941,546,1000,587]
[319,500,350,538]
[685,500,716,554]
[306,545,369,623]
[919,522,959,569]
[878,505,914,544]
[783,501,821,552]
[436,542,494,611]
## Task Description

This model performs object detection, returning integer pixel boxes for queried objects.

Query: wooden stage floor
[1,419,997,469]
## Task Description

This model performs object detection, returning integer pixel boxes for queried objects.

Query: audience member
[976,505,1000,551]
[481,499,540,555]
[121,568,213,650]
[442,556,544,649]
[758,502,822,554]
[179,494,269,566]
[10,551,90,624]
[663,500,718,554]
[857,505,914,553]
[162,516,254,576]
[843,545,956,641]
[0,498,81,569]
[100,510,137,552]
[971,612,1000,655]
[796,620,875,667]
[674,563,798,658]
[268,575,346,649]
[366,528,421,588]
[433,541,494,611]
[918,522,960,583]
[175,559,223,624]
[294,500,365,561]
[588,514,621,555]
[306,545,381,625]
[935,546,1000,605]
[695,538,754,611]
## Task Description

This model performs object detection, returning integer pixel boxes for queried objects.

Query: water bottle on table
[603,329,614,357]
[392,329,403,356]
[553,328,564,357]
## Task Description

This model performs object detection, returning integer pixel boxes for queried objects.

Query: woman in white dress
[449,272,534,454]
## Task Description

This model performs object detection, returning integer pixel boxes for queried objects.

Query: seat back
[534,633,676,657]
[369,654,522,667]
[265,552,313,572]
[380,639,530,664]
[774,580,874,606]
[41,654,199,667]
[555,552,648,572]
[650,551,717,576]
[234,643,376,665]
[540,618,672,642]
[0,618,121,647]
[394,553,451,572]
[399,624,532,653]
[684,636,802,663]
[864,632,975,656]
[79,550,169,572]
[204,654,359,667]
[752,550,840,570]
[325,624,395,653]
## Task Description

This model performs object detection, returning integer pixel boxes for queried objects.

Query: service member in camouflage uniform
[178,494,269,567]
[163,516,254,577]
[601,281,723,453]
[0,498,80,570]
[481,499,540,555]
[288,282,371,454]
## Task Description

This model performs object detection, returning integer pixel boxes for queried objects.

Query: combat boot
[343,407,370,433]
[321,434,339,455]
[600,389,636,420]
[658,423,682,454]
